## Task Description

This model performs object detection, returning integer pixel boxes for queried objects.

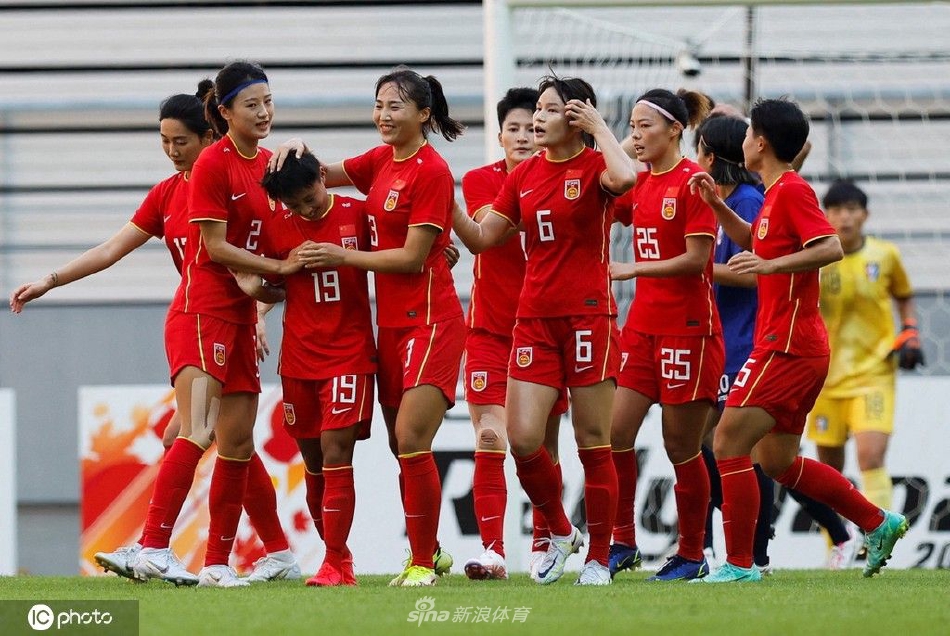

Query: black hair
[260,151,322,202]
[538,73,598,148]
[496,87,539,129]
[748,97,809,164]
[202,60,269,137]
[375,66,464,142]
[823,179,868,210]
[159,79,215,139]
[635,88,711,136]
[695,116,757,186]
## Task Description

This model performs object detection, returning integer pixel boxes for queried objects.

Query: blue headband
[219,79,268,105]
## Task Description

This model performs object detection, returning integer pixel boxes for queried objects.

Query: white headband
[637,99,680,125]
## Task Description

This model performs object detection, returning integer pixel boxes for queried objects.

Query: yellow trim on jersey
[490,209,518,228]
[189,217,226,224]
[650,157,686,176]
[408,222,445,232]
[684,232,716,239]
[127,221,154,238]
[196,314,207,371]
[413,324,439,387]
[323,464,354,472]
[599,316,612,380]
[720,466,755,478]
[691,337,707,402]
[394,140,428,162]
[226,133,259,160]
[356,374,369,422]
[785,299,801,353]
[803,233,837,247]
[425,269,433,324]
[740,351,776,407]
[763,170,794,193]
[471,204,493,222]
[544,146,585,163]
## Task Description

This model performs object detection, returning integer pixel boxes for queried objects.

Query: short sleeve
[888,244,914,299]
[130,182,166,238]
[342,147,379,196]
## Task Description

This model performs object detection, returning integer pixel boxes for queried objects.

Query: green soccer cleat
[863,510,909,578]
[692,561,762,584]
[400,565,437,587]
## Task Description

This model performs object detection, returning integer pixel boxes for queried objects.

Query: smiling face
[220,82,274,144]
[533,87,574,149]
[628,103,681,166]
[159,118,212,173]
[373,81,428,153]
[499,107,535,170]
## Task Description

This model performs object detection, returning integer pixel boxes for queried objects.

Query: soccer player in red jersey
[153,62,308,588]
[690,98,908,583]
[454,74,636,586]
[283,68,465,587]
[608,88,722,582]
[459,87,565,581]
[259,151,376,587]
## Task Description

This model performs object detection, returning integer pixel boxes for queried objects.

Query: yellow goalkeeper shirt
[818,236,913,395]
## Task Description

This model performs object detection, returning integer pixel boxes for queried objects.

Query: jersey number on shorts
[733,358,756,388]
[660,347,691,381]
[312,270,341,303]
[635,227,660,260]
[536,210,555,242]
[332,375,357,404]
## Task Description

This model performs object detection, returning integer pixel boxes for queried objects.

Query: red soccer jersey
[492,146,617,319]
[342,142,462,327]
[172,135,277,325]
[621,159,720,336]
[751,171,836,356]
[130,172,190,274]
[268,194,377,380]
[462,159,525,335]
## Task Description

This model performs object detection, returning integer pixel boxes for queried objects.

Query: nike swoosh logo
[231,193,247,201]
[520,189,534,197]
[480,515,501,522]
[163,215,172,223]
[666,382,687,389]
[331,407,352,415]
[575,365,593,373]
[160,523,174,529]
[220,535,235,541]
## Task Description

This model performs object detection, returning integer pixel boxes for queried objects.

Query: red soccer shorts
[280,374,374,440]
[617,330,724,405]
[164,309,260,395]
[376,317,465,409]
[465,328,568,414]
[725,347,829,435]
[508,315,620,389]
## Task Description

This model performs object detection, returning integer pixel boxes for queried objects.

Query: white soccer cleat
[826,531,858,570]
[94,543,142,580]
[575,560,612,586]
[532,526,584,585]
[244,549,302,583]
[463,548,508,580]
[130,547,198,586]
[197,564,250,588]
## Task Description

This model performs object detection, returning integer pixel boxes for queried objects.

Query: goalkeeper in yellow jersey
[806,180,924,516]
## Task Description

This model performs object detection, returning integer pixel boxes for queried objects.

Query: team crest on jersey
[564,178,581,200]
[267,195,276,212]
[757,217,769,239]
[516,347,533,368]
[283,403,296,426]
[342,236,358,250]
[470,371,488,392]
[384,190,399,211]
[866,262,880,282]
[213,343,226,366]
[661,197,677,220]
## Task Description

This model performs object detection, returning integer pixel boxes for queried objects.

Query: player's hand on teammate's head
[267,138,308,173]
[893,321,925,370]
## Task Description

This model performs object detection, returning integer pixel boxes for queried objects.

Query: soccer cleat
[607,543,642,578]
[130,547,198,586]
[433,547,453,576]
[528,549,546,580]
[575,560,612,586]
[245,549,302,583]
[648,554,709,581]
[197,564,249,588]
[341,549,357,586]
[827,531,858,570]
[863,510,909,578]
[533,526,584,585]
[306,560,355,587]
[463,548,508,580]
[693,561,762,584]
[758,563,774,577]
[94,543,142,580]
[400,565,438,587]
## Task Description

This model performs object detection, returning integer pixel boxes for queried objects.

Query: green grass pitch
[1,569,947,635]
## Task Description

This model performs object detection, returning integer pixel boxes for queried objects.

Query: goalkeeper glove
[892,320,925,370]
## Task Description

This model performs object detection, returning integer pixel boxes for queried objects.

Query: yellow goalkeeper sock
[861,467,893,511]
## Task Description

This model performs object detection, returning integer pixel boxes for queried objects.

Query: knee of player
[477,425,507,451]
